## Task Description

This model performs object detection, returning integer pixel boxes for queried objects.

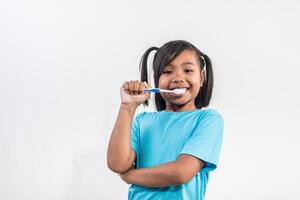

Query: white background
[1,0,300,199]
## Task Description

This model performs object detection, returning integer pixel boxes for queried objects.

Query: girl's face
[158,49,205,112]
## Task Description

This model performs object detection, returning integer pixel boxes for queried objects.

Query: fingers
[121,82,129,92]
[121,80,150,95]
[143,81,150,89]
[134,81,140,95]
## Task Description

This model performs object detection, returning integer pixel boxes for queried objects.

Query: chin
[169,98,192,105]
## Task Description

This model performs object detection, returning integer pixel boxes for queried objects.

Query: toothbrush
[144,88,187,94]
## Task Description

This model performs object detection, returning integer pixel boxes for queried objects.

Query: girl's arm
[120,154,205,187]
[107,81,150,173]
[107,103,138,173]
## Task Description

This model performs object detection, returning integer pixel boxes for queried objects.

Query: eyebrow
[166,61,197,67]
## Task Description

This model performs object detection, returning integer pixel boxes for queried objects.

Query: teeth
[171,88,188,90]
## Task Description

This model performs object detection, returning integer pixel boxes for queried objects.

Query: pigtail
[195,53,213,108]
[139,47,159,107]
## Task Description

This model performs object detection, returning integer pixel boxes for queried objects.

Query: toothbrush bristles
[172,88,186,94]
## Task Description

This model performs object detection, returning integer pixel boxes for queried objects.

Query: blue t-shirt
[128,108,224,200]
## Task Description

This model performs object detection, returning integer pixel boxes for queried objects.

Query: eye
[163,70,171,74]
[185,69,194,73]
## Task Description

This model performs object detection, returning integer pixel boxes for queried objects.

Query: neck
[164,103,197,112]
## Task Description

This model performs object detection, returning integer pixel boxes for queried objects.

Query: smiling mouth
[169,87,190,90]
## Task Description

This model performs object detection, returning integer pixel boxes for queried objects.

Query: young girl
[107,40,224,200]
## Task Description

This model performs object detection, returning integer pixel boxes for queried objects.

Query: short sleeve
[131,113,141,160]
[179,113,224,172]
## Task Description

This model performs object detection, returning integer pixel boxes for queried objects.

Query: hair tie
[201,56,207,82]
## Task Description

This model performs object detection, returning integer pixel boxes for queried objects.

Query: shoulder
[198,108,223,121]
[195,108,224,130]
[200,108,222,116]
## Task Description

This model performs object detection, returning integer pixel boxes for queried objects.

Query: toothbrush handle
[144,88,160,93]
[144,88,172,93]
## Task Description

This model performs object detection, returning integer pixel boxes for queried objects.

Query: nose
[171,71,185,83]
[172,78,184,83]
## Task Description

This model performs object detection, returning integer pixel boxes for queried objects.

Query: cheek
[192,79,201,87]
[191,74,202,86]
[190,79,202,92]
[158,77,168,87]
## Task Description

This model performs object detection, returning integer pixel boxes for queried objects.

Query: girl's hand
[120,80,151,107]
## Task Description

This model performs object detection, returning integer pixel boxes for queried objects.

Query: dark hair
[139,40,213,111]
